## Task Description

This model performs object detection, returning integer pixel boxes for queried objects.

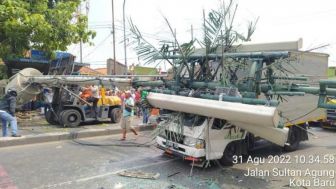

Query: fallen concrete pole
[6,68,132,105]
[6,68,43,105]
[27,76,132,88]
[231,121,288,146]
[147,93,288,146]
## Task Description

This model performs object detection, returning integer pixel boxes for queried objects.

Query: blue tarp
[55,52,72,59]
[30,50,73,61]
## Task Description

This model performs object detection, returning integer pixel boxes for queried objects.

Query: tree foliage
[0,64,7,79]
[202,0,257,54]
[129,0,258,83]
[0,0,95,59]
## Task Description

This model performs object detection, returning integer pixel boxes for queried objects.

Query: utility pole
[81,0,90,64]
[191,25,193,41]
[78,4,83,63]
[80,42,83,63]
[111,0,116,75]
[78,0,90,64]
[123,0,127,74]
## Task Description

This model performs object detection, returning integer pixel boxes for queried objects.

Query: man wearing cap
[0,89,21,137]
[43,87,53,113]
[120,90,138,140]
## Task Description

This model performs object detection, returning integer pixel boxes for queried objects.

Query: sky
[67,0,336,69]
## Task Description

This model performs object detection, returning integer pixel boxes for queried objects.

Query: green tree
[0,0,95,59]
[129,0,257,83]
[0,66,7,79]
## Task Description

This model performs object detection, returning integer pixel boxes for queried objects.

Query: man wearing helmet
[0,88,21,137]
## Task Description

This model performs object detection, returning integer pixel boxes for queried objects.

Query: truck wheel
[45,110,58,125]
[218,142,237,166]
[111,108,122,123]
[60,109,82,127]
[58,111,66,126]
[284,126,301,152]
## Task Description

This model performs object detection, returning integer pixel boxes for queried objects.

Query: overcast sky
[67,0,336,69]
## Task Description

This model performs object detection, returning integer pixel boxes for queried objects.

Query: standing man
[0,88,21,137]
[43,88,53,113]
[89,85,100,118]
[80,84,93,102]
[120,91,138,140]
[141,89,149,125]
[134,88,141,117]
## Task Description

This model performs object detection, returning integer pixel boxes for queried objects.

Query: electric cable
[286,107,319,123]
[282,107,320,137]
[72,139,154,147]
[283,117,317,137]
[83,33,112,59]
[71,134,157,147]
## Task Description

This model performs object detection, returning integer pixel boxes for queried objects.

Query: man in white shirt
[89,85,100,118]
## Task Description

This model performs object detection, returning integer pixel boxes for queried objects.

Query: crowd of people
[0,85,159,139]
[78,85,160,140]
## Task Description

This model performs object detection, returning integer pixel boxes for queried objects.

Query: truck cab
[156,113,248,166]
[324,97,336,129]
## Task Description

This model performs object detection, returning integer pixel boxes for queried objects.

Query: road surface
[0,128,335,189]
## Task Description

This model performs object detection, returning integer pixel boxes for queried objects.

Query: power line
[87,57,139,63]
[89,23,174,40]
[69,44,78,53]
[83,33,112,59]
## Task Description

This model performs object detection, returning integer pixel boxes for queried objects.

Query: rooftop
[79,67,102,75]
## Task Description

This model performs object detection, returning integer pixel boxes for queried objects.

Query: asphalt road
[0,128,335,189]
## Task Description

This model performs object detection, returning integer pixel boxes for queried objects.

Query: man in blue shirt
[120,91,138,140]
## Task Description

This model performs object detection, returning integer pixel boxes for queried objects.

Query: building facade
[106,58,127,75]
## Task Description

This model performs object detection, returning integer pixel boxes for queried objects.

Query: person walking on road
[0,88,21,137]
[120,91,138,140]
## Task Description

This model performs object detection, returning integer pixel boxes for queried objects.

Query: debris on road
[117,170,160,180]
[16,110,41,119]
[166,184,177,189]
[167,171,180,178]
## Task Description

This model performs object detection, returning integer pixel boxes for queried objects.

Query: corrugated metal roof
[94,68,107,75]
[79,67,102,75]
